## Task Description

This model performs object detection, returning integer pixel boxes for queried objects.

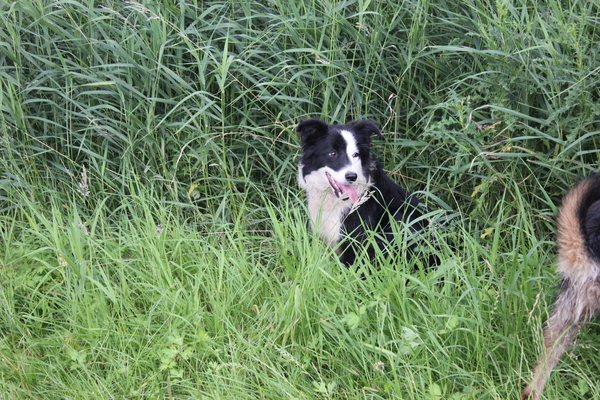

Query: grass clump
[1,0,600,398]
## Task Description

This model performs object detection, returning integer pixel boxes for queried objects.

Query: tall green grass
[1,0,599,398]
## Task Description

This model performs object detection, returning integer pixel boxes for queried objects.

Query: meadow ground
[1,0,600,398]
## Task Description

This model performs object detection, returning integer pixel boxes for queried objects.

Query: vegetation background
[1,0,599,398]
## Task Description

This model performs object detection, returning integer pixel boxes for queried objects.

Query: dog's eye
[328,151,337,158]
[353,152,360,158]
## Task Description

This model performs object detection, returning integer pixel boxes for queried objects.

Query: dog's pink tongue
[340,184,359,203]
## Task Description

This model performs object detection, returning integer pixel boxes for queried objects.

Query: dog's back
[523,173,600,399]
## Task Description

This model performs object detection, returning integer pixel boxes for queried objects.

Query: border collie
[297,118,430,266]
[523,172,600,400]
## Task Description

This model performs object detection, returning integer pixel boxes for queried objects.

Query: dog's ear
[297,119,328,147]
[347,120,381,136]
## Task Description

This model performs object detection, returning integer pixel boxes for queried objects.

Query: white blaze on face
[341,129,361,171]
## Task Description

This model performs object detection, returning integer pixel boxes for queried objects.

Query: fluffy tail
[523,173,600,400]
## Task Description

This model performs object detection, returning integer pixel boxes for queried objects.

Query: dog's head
[297,119,380,202]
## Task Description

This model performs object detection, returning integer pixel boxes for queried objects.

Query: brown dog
[523,173,600,399]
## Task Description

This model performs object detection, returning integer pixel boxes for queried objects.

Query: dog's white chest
[307,193,349,247]
[298,167,368,247]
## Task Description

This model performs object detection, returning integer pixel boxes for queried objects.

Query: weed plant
[1,0,599,398]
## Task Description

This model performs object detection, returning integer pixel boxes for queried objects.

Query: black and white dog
[297,118,431,266]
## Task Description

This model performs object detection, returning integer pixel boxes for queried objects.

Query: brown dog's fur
[523,173,600,399]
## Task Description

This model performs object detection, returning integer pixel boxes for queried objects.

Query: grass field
[1,0,600,398]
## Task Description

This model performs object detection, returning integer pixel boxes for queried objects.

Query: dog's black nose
[345,172,357,183]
